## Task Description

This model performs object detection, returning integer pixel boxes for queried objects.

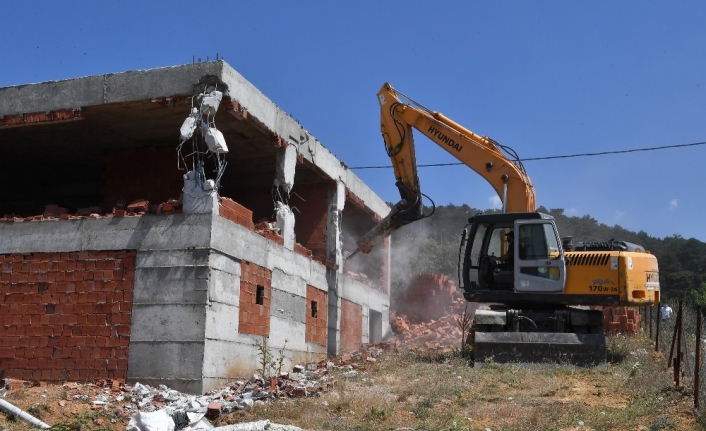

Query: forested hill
[389,204,706,304]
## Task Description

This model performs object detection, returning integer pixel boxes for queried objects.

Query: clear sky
[2,1,705,241]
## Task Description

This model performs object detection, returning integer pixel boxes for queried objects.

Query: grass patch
[216,334,692,430]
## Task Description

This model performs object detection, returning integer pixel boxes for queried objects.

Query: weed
[363,405,389,422]
[411,397,434,420]
[457,304,474,355]
[49,410,114,431]
[27,403,50,420]
[629,361,641,378]
[648,414,676,430]
[3,412,18,423]
[254,336,288,379]
[454,392,470,407]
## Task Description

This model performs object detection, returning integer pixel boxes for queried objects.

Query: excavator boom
[352,83,536,255]
[378,83,536,213]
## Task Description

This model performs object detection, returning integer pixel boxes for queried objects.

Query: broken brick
[126,200,148,213]
[206,401,222,419]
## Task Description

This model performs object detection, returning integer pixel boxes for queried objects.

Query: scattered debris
[388,273,476,353]
[2,350,382,431]
[0,199,184,223]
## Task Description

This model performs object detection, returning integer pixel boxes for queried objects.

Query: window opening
[256,285,265,305]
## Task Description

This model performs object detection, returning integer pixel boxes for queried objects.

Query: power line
[348,140,706,170]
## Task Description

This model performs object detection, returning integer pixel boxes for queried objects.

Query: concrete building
[0,61,391,394]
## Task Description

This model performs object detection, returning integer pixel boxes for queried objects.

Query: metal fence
[640,299,705,409]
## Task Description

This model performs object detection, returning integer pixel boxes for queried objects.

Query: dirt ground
[0,345,701,431]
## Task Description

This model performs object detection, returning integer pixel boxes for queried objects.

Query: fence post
[695,307,701,409]
[668,301,682,368]
[655,302,656,354]
[673,300,684,387]
[649,305,653,340]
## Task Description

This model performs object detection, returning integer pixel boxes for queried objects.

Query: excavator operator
[491,231,515,268]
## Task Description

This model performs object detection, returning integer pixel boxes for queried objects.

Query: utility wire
[348,140,706,170]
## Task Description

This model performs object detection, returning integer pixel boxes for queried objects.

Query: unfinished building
[0,61,391,394]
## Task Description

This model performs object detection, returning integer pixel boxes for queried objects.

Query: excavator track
[471,308,607,368]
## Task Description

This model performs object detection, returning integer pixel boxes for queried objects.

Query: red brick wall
[340,299,362,354]
[225,187,277,225]
[602,306,641,335]
[238,261,271,336]
[0,250,136,381]
[219,197,255,230]
[292,183,331,260]
[305,285,327,345]
[103,146,183,211]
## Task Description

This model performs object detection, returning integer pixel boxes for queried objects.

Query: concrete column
[273,144,298,250]
[275,202,295,251]
[326,269,341,357]
[325,180,345,356]
[183,170,218,215]
[327,180,346,270]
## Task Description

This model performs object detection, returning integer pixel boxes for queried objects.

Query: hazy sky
[2,1,705,240]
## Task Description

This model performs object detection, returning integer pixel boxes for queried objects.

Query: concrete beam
[0,214,212,254]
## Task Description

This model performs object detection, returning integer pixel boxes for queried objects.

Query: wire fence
[639,299,705,410]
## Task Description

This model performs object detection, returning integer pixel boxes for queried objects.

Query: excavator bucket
[348,197,424,258]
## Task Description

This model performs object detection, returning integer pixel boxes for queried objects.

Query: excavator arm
[352,83,536,256]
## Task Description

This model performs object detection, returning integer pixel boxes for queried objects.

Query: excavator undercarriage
[471,307,606,368]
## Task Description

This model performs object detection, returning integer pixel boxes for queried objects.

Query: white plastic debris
[202,124,229,154]
[127,409,175,431]
[186,412,206,424]
[185,417,214,431]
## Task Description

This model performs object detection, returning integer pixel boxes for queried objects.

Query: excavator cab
[459,212,567,304]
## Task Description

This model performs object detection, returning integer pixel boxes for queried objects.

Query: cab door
[513,220,566,293]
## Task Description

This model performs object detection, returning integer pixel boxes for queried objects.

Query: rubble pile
[0,199,183,222]
[0,349,383,431]
[389,273,477,353]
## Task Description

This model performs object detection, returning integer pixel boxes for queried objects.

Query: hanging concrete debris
[199,89,223,117]
[179,108,199,142]
[274,144,297,195]
[202,122,228,154]
[177,86,228,200]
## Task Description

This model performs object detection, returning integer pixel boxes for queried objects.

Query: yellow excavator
[353,83,660,367]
